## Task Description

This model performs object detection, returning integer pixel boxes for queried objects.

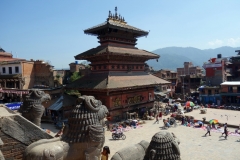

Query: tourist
[205,124,211,136]
[222,123,228,139]
[101,146,110,160]
[154,115,159,124]
[164,119,170,128]
[159,112,162,120]
[181,116,184,125]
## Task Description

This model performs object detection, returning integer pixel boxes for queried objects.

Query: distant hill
[147,46,240,71]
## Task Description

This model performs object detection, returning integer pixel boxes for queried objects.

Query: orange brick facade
[78,88,155,121]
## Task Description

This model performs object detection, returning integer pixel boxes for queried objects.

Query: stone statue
[111,131,180,160]
[111,140,149,160]
[143,131,180,160]
[23,95,109,160]
[19,89,51,126]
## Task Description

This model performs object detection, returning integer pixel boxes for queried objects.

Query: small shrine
[66,7,170,120]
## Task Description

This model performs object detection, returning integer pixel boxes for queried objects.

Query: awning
[221,82,240,85]
[48,96,63,111]
[220,93,240,96]
[5,102,22,110]
[154,92,166,96]
[0,89,29,95]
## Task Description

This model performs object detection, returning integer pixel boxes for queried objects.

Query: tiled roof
[0,106,52,142]
[0,52,12,57]
[84,19,148,37]
[75,45,159,60]
[66,71,170,90]
[0,57,25,62]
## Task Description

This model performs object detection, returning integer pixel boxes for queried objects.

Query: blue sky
[1,1,240,69]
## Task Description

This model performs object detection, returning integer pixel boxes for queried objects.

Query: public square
[104,120,240,160]
[42,108,240,160]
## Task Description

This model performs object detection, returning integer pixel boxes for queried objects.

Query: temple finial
[123,17,125,22]
[115,6,118,18]
[108,10,111,18]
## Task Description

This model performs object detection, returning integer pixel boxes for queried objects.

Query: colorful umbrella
[209,119,218,124]
[185,101,195,107]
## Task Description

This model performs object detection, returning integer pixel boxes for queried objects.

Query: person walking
[222,123,228,139]
[222,123,227,135]
[205,124,211,136]
[159,112,162,120]
[154,115,159,124]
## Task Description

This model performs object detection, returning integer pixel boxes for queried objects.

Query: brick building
[153,69,178,97]
[53,69,71,86]
[0,48,56,104]
[220,82,240,106]
[177,62,203,94]
[226,50,240,81]
[202,54,227,86]
[66,8,170,121]
[199,51,240,105]
[0,105,52,159]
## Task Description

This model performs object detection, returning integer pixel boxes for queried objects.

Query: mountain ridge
[147,46,240,71]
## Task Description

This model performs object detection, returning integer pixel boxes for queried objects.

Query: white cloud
[207,38,240,48]
[227,38,240,47]
[208,39,223,46]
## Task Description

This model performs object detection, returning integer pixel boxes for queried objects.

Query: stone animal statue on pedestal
[143,132,180,160]
[23,95,109,160]
[111,140,149,160]
[111,131,180,160]
[19,89,51,127]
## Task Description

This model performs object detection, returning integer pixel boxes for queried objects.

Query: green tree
[70,72,81,82]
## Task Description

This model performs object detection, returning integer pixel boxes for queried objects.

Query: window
[228,86,233,92]
[2,67,5,73]
[111,65,115,69]
[122,65,125,69]
[117,65,120,69]
[238,87,240,93]
[104,65,107,69]
[208,90,212,95]
[9,67,12,74]
[15,66,19,73]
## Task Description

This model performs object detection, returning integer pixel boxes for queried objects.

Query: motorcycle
[112,131,126,140]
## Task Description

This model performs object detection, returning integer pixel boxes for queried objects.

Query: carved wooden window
[104,65,107,69]
[136,65,139,69]
[117,65,120,69]
[98,65,101,69]
[140,66,143,69]
[15,66,19,73]
[111,65,115,69]
[122,65,125,69]
[2,67,5,73]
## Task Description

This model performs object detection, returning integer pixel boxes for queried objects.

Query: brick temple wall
[0,130,26,160]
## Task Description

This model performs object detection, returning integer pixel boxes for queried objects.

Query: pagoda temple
[66,7,170,121]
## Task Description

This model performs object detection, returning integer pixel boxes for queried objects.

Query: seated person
[131,121,137,128]
[164,120,170,128]
[235,129,238,134]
